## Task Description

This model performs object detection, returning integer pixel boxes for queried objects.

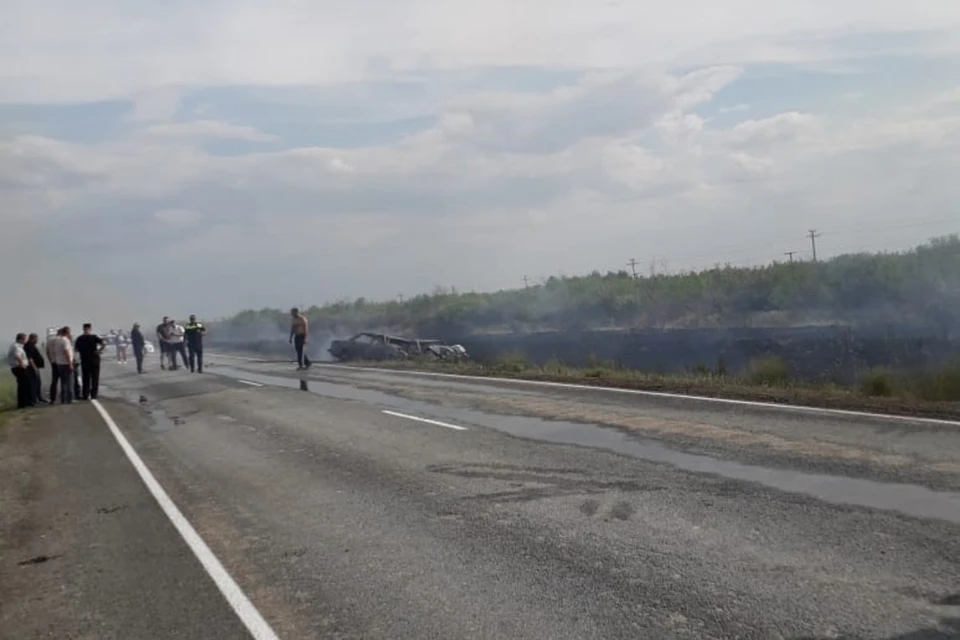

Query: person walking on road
[131,323,146,373]
[289,307,312,370]
[45,328,62,403]
[157,316,172,370]
[7,333,33,409]
[74,323,105,400]
[52,327,75,404]
[23,333,47,404]
[168,319,188,370]
[184,315,206,373]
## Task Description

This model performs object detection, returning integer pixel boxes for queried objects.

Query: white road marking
[90,400,281,640]
[382,410,467,431]
[238,379,264,387]
[206,353,960,427]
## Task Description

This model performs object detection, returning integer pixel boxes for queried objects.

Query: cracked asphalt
[2,353,960,639]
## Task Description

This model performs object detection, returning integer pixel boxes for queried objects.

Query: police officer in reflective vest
[184,315,207,373]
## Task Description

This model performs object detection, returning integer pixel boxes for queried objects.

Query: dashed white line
[90,400,280,640]
[238,379,264,387]
[382,410,467,431]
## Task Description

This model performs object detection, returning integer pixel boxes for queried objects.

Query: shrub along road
[2,354,960,638]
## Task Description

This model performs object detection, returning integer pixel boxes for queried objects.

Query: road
[2,352,960,639]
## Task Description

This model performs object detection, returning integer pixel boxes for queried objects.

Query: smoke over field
[208,236,960,383]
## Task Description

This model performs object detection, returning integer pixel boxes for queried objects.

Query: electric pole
[807,229,821,262]
[523,275,530,289]
[397,293,404,303]
[627,258,638,278]
[785,251,799,263]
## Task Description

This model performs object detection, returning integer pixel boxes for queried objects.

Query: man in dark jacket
[74,323,105,400]
[130,323,146,373]
[23,333,47,404]
[184,315,206,373]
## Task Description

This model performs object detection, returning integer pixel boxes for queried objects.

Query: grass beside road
[338,354,960,422]
[0,376,16,425]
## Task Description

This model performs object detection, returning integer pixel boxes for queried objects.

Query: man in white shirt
[50,327,76,404]
[168,319,188,370]
[7,333,33,409]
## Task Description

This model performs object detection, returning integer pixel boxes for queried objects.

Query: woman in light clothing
[116,331,129,363]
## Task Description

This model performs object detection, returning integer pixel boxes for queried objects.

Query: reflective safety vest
[184,322,205,343]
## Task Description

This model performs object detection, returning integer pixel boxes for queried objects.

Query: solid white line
[382,410,467,431]
[207,352,960,427]
[237,379,264,387]
[325,364,960,427]
[90,400,280,640]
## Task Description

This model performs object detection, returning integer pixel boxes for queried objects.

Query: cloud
[2,1,960,103]
[1,1,959,331]
[139,120,277,142]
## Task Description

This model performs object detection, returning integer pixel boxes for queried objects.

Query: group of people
[6,324,107,409]
[155,315,206,373]
[6,315,208,410]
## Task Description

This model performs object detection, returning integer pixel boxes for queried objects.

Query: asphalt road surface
[3,352,960,639]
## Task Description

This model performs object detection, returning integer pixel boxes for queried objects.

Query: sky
[2,1,960,333]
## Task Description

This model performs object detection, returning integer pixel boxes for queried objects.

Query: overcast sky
[2,1,960,333]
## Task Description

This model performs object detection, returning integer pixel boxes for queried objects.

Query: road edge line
[91,399,280,640]
[382,409,468,431]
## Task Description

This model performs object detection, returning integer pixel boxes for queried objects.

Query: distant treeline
[214,235,960,339]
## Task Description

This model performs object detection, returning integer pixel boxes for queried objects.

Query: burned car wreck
[328,332,469,362]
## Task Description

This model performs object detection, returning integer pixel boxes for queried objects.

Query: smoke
[205,235,960,378]
[0,219,142,340]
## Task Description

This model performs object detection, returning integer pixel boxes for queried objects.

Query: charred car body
[328,332,468,362]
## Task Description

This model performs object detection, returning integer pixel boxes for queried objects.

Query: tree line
[216,235,960,338]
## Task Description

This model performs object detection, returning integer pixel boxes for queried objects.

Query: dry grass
[340,354,960,421]
[0,376,16,424]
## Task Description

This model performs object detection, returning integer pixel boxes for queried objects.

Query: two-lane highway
[3,354,960,639]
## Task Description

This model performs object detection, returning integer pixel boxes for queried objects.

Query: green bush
[913,362,960,402]
[745,356,791,386]
[542,357,566,375]
[0,376,16,421]
[860,368,896,397]
[492,351,531,374]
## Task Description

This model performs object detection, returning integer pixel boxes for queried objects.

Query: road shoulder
[0,403,249,640]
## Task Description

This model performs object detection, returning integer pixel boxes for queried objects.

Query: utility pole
[397,293,404,303]
[523,275,530,289]
[627,258,638,278]
[807,229,821,262]
[785,251,799,263]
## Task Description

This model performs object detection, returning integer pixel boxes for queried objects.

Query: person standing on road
[116,330,128,363]
[74,323,105,400]
[184,315,206,373]
[23,333,47,404]
[7,333,33,409]
[168,319,188,370]
[45,328,62,403]
[156,316,172,370]
[52,327,75,404]
[131,323,146,373]
[289,307,312,370]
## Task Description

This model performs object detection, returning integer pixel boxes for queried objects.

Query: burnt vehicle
[328,332,468,362]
